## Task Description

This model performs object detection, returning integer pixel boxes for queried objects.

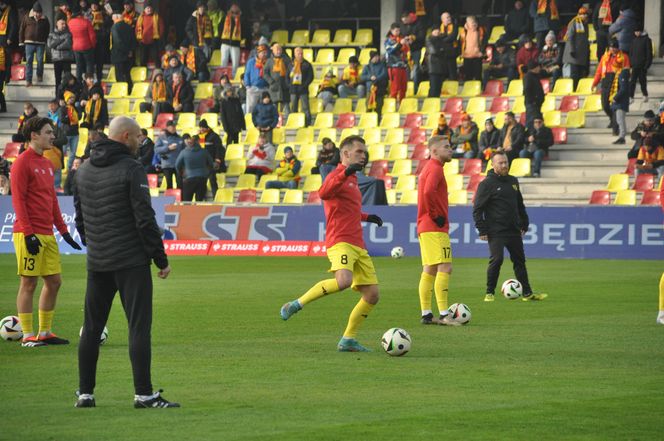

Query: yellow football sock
[434,272,450,313]
[418,272,435,313]
[38,309,54,336]
[298,279,340,306]
[18,312,34,338]
[659,272,664,311]
[343,298,374,338]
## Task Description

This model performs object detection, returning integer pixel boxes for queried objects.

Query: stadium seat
[313,112,334,128]
[385,189,397,204]
[335,112,356,129]
[358,47,375,65]
[200,112,219,128]
[130,66,147,82]
[355,112,376,129]
[467,174,486,192]
[259,188,281,204]
[624,158,637,175]
[194,83,214,100]
[382,98,397,114]
[211,66,233,83]
[466,97,486,114]
[299,159,316,176]
[551,127,567,144]
[540,78,550,94]
[444,158,459,175]
[460,159,482,176]
[284,112,306,129]
[384,128,404,145]
[449,189,468,205]
[302,174,322,192]
[340,127,360,140]
[416,81,430,97]
[164,188,181,203]
[399,189,418,204]
[588,23,597,42]
[559,95,579,112]
[564,110,586,128]
[387,143,408,160]
[317,128,337,143]
[488,25,505,43]
[283,189,304,204]
[225,144,245,161]
[445,174,464,191]
[441,80,459,96]
[109,99,129,116]
[244,128,259,144]
[403,113,423,129]
[633,174,654,191]
[2,142,21,161]
[543,111,562,127]
[314,48,335,65]
[212,188,233,203]
[550,78,574,96]
[336,47,356,64]
[380,112,400,129]
[492,111,506,128]
[257,174,277,189]
[293,127,313,144]
[235,174,257,190]
[482,80,504,97]
[302,48,314,63]
[378,175,393,190]
[418,98,439,114]
[394,174,416,192]
[234,66,245,82]
[129,81,149,99]
[582,95,602,112]
[331,29,353,47]
[196,98,215,116]
[589,190,611,205]
[237,189,257,203]
[399,98,419,114]
[489,97,510,113]
[420,113,438,130]
[368,144,386,160]
[298,144,318,160]
[574,78,595,95]
[406,128,427,144]
[444,97,463,114]
[135,113,153,129]
[176,112,197,130]
[368,160,389,177]
[311,29,330,46]
[353,28,373,46]
[405,81,415,98]
[332,98,353,114]
[363,128,382,145]
[460,81,481,97]
[509,158,531,177]
[226,159,246,176]
[271,29,289,46]
[411,143,429,160]
[541,95,556,113]
[105,66,116,82]
[606,173,629,192]
[306,190,322,204]
[147,174,159,189]
[511,96,525,113]
[640,190,661,205]
[613,189,636,205]
[503,79,523,97]
[289,29,310,46]
[447,113,462,129]
[107,82,128,98]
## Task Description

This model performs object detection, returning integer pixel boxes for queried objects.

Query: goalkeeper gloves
[62,233,82,250]
[366,214,383,226]
[344,163,364,176]
[434,216,446,228]
[25,234,42,256]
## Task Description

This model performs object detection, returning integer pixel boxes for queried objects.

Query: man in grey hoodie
[175,134,213,202]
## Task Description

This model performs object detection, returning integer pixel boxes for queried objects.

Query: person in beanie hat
[628,24,653,103]
[523,59,544,131]
[339,55,365,98]
[176,130,214,202]
[135,0,165,67]
[220,3,243,76]
[628,110,664,159]
[244,43,269,113]
[18,2,50,86]
[360,50,388,117]
[251,91,278,144]
[288,46,314,126]
[592,38,630,135]
[185,0,212,80]
[265,146,302,189]
[562,6,590,89]
[451,113,479,158]
[198,117,225,194]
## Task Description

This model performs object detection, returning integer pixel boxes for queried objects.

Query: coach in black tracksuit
[473,151,538,299]
[74,116,178,408]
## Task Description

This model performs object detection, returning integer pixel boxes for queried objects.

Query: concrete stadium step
[522,193,589,206]
[566,129,622,145]
[540,161,625,178]
[519,179,604,195]
[548,144,628,161]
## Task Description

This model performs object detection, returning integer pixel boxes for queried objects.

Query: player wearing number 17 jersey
[280,135,384,352]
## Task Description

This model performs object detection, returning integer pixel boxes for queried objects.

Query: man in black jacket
[110,11,136,94]
[473,151,548,302]
[628,26,652,103]
[499,111,526,163]
[400,11,426,95]
[198,118,225,195]
[138,128,155,173]
[520,116,553,177]
[523,60,544,131]
[74,116,179,409]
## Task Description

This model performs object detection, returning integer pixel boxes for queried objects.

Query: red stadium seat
[406,128,427,144]
[211,67,233,83]
[589,190,610,205]
[624,158,637,175]
[447,112,462,129]
[403,113,422,129]
[196,98,215,115]
[335,113,356,128]
[540,78,550,94]
[147,174,159,189]
[482,80,504,97]
[10,65,25,81]
[559,95,579,112]
[237,189,257,203]
[414,159,429,175]
[641,190,661,205]
[461,159,482,176]
[12,50,22,65]
[2,142,22,160]
[276,114,283,128]
[411,143,429,160]
[443,97,463,114]
[154,113,174,129]
[368,160,389,178]
[489,96,510,113]
[632,173,654,191]
[306,190,322,204]
[518,112,526,125]
[164,188,181,203]
[466,174,486,192]
[551,127,567,144]
[240,49,249,65]
[379,175,393,190]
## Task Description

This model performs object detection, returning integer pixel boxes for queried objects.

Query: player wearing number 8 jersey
[10,117,82,348]
[280,135,384,352]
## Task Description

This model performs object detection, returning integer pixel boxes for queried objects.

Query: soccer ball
[391,246,405,259]
[381,328,411,356]
[448,303,472,324]
[0,315,22,341]
[79,326,109,345]
[501,279,523,299]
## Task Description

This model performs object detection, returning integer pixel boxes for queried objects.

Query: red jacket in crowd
[68,15,96,51]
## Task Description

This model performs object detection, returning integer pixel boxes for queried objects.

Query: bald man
[74,116,179,408]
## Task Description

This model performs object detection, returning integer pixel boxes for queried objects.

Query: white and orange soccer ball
[448,303,472,324]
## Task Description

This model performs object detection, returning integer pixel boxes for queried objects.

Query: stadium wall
[0,198,661,259]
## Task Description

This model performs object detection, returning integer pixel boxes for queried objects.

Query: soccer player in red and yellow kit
[416,136,458,325]
[658,184,664,325]
[280,135,384,352]
[11,117,81,347]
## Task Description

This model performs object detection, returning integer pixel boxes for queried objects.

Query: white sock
[657,311,664,322]
[78,393,94,400]
[135,391,159,401]
[439,310,449,318]
[421,310,432,317]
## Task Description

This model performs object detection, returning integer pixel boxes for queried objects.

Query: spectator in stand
[179,39,208,82]
[459,16,484,81]
[164,54,194,85]
[252,91,278,144]
[636,136,664,182]
[197,118,225,194]
[89,1,109,83]
[438,12,458,81]
[610,66,630,145]
[121,0,137,29]
[529,0,560,50]
[451,113,479,159]
[0,1,18,87]
[55,2,72,22]
[245,133,275,179]
[135,1,164,67]
[47,17,73,96]
[314,137,339,179]
[46,99,61,126]
[426,27,446,97]
[164,71,194,114]
[562,6,590,90]
[266,146,301,190]
[185,1,212,80]
[12,102,39,143]
[217,86,245,144]
[175,133,213,202]
[516,34,539,77]
[138,128,155,173]
[592,39,630,136]
[499,111,526,163]
[42,129,65,189]
[19,2,49,87]
[68,4,96,82]
[80,84,108,129]
[432,112,453,142]
[139,69,168,124]
[608,3,638,53]
[288,47,313,126]
[593,0,620,61]
[161,44,177,70]
[59,91,80,171]
[154,120,184,189]
[482,39,516,88]
[110,10,136,94]
[400,10,426,94]
[504,1,530,41]
[524,60,544,131]
[57,72,82,103]
[317,68,338,112]
[78,73,101,113]
[629,110,664,159]
[338,56,365,99]
[384,22,409,103]
[629,26,652,103]
[220,3,243,76]
[0,155,10,195]
[244,44,269,114]
[538,30,561,88]
[264,43,291,118]
[520,115,553,177]
[479,118,502,161]
[207,0,223,49]
[360,50,388,117]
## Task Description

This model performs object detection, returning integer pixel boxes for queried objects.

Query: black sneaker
[74,390,96,408]
[134,389,180,408]
[39,332,70,345]
[420,312,435,324]
[612,137,625,144]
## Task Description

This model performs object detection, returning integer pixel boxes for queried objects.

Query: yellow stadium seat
[399,189,418,204]
[590,43,598,62]
[295,127,314,144]
[135,113,153,129]
[290,29,310,46]
[200,113,219,128]
[129,81,149,99]
[588,23,596,42]
[460,81,481,97]
[311,29,331,46]
[332,98,353,114]
[606,173,629,192]
[257,174,277,189]
[331,29,353,47]
[194,82,214,99]
[441,80,459,96]
[340,127,360,140]
[354,98,367,113]
[130,66,147,82]
[444,158,459,175]
[363,128,382,145]
[395,174,416,191]
[259,188,281,204]
[300,159,316,176]
[368,143,386,160]
[298,144,318,160]
[244,113,255,129]
[108,82,128,98]
[358,112,378,128]
[493,111,506,128]
[214,188,235,203]
[550,78,574,96]
[388,159,412,176]
[234,66,245,82]
[386,189,397,204]
[470,111,491,125]
[353,29,373,47]
[541,95,556,113]
[317,128,337,143]
[109,99,129,116]
[313,112,334,128]
[271,29,289,46]
[272,127,286,144]
[466,96,486,113]
[129,100,142,115]
[574,77,595,95]
[384,129,404,145]
[284,112,306,129]
[302,48,314,63]
[416,81,430,97]
[387,143,408,160]
[358,47,375,65]
[405,81,415,98]
[423,113,439,129]
[226,159,246,176]
[543,110,562,127]
[215,174,226,189]
[225,144,245,161]
[336,47,356,64]
[149,187,160,197]
[511,96,525,113]
[105,66,116,82]
[235,173,257,189]
[382,98,397,114]
[209,49,221,66]
[176,112,196,129]
[421,98,441,114]
[564,110,585,128]
[488,25,505,43]
[503,79,523,97]
[283,189,304,204]
[314,48,335,64]
[380,112,400,129]
[582,94,602,112]
[399,98,419,114]
[309,97,324,114]
[613,189,636,205]
[509,158,531,177]
[302,174,322,192]
[446,174,464,191]
[449,189,468,205]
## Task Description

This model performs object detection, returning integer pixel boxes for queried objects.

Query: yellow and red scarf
[318,74,338,93]
[0,6,11,35]
[67,105,79,126]
[254,57,265,77]
[367,85,378,111]
[566,15,586,38]
[123,10,137,27]
[136,12,160,41]
[152,80,167,102]
[84,98,102,125]
[537,0,559,20]
[272,57,286,77]
[290,59,302,84]
[196,13,212,46]
[598,0,613,26]
[198,133,206,147]
[342,65,359,87]
[92,10,104,31]
[180,48,197,73]
[414,0,426,16]
[0,47,5,72]
[221,14,241,41]
[172,82,182,107]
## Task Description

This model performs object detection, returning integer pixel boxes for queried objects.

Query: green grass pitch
[1,255,663,440]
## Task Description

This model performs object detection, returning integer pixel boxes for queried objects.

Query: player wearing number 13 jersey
[280,135,384,352]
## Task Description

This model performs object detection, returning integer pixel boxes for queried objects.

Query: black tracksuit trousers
[486,235,532,295]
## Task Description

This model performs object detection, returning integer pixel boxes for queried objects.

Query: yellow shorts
[327,242,378,289]
[418,232,452,266]
[13,232,62,277]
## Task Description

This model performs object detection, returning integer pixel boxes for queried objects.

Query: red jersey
[10,148,68,236]
[318,164,369,248]
[417,158,449,234]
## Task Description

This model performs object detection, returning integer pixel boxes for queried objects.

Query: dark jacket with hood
[629,32,653,69]
[472,169,529,237]
[74,138,168,272]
